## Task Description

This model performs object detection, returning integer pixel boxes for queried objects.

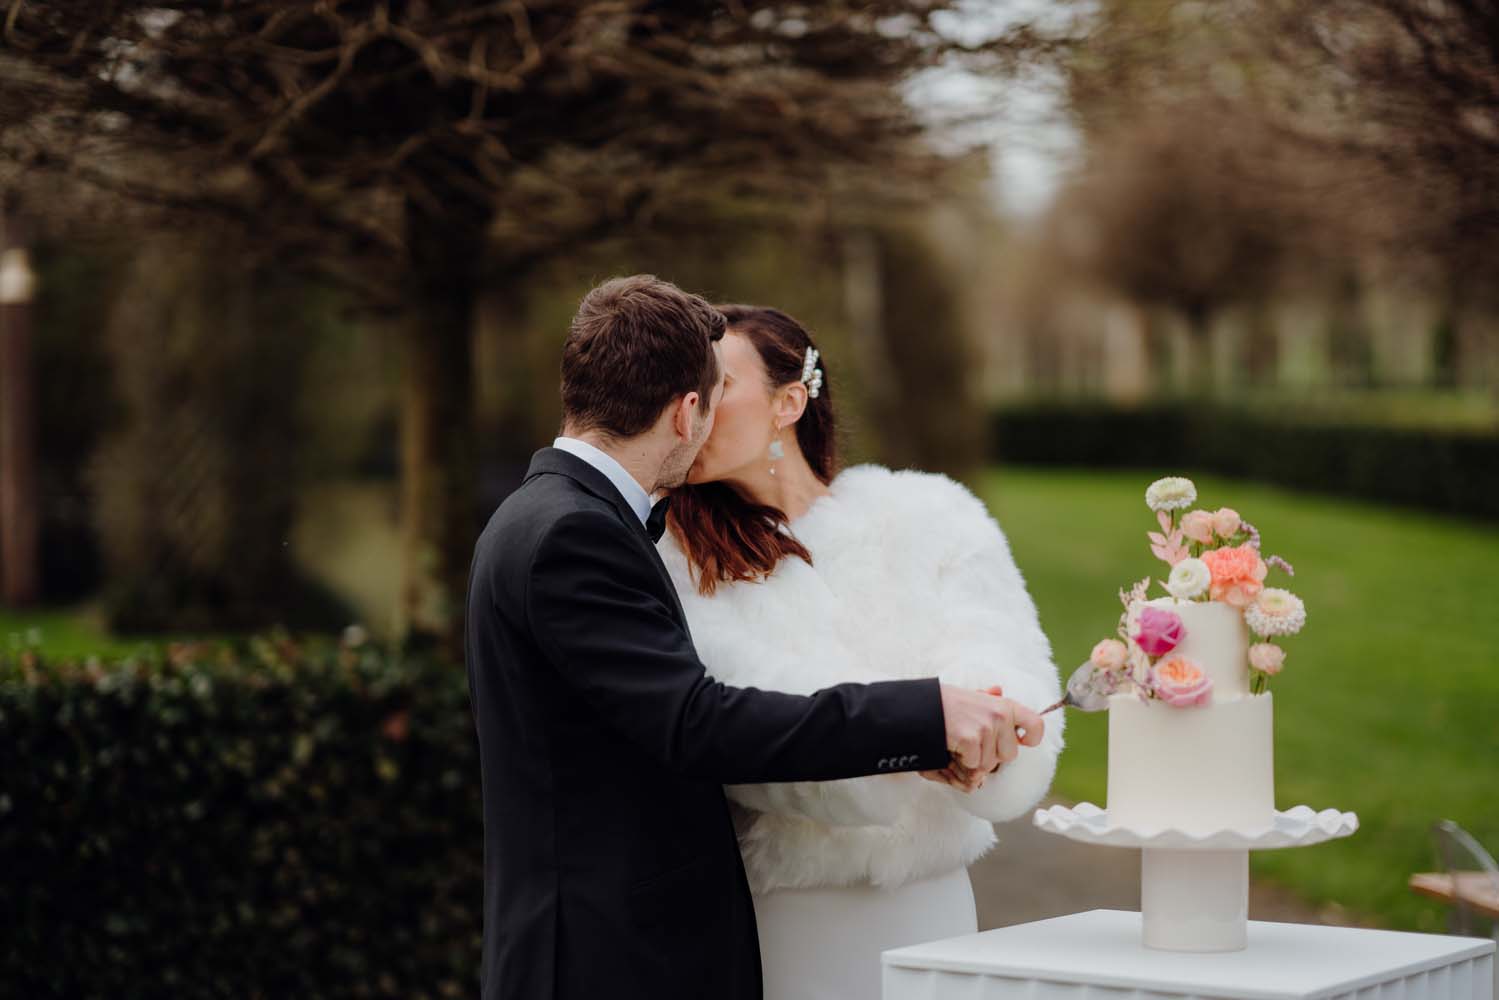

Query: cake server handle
[1039,694,1072,715]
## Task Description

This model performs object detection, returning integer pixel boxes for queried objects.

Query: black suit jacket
[463,447,951,1000]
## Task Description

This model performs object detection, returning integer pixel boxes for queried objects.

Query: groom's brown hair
[560,275,727,439]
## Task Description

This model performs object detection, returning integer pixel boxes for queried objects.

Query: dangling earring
[768,425,785,475]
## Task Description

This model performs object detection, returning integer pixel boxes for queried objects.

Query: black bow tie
[645,496,672,543]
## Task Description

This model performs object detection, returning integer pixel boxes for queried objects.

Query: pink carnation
[1151,655,1214,707]
[1132,607,1184,657]
[1200,544,1268,608]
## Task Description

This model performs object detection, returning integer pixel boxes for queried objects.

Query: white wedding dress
[751,865,978,999]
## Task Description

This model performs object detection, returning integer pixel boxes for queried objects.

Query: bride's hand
[919,685,1007,792]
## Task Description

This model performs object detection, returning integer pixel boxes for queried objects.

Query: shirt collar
[551,436,654,527]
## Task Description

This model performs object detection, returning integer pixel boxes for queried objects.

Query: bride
[656,305,1066,998]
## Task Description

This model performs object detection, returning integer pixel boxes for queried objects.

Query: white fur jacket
[657,463,1065,896]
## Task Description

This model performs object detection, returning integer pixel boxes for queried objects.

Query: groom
[464,275,1041,1000]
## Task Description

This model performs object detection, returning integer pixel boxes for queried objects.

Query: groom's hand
[925,684,1046,791]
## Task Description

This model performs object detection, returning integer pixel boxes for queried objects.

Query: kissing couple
[464,275,1065,1000]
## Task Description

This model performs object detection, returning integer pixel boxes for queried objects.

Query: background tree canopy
[0,1,1055,652]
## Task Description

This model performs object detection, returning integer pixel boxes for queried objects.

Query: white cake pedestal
[1033,802,1360,952]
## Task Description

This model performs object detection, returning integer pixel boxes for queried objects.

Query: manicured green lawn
[978,467,1499,932]
[0,604,235,661]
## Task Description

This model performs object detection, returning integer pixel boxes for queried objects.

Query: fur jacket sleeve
[657,464,1065,892]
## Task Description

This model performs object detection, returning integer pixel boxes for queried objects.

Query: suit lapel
[524,448,689,625]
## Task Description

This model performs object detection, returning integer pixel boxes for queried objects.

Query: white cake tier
[1107,691,1275,835]
[1134,597,1251,700]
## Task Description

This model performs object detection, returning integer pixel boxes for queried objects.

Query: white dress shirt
[552,436,654,527]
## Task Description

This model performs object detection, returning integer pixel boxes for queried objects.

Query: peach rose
[1212,507,1242,538]
[1249,642,1286,675]
[1091,638,1128,671]
[1151,655,1213,707]
[1200,543,1268,608]
[1180,510,1216,544]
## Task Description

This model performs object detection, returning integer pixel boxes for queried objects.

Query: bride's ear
[775,382,808,427]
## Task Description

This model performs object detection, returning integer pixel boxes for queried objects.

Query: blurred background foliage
[0,0,1495,956]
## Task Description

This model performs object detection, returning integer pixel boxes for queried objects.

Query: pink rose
[1132,606,1184,657]
[1249,642,1285,675]
[1212,507,1242,538]
[1151,655,1214,707]
[1180,510,1215,544]
[1090,639,1128,671]
[1200,544,1268,608]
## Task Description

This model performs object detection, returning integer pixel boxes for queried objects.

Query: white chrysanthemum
[1165,557,1211,600]
[1145,476,1197,512]
[1244,588,1306,637]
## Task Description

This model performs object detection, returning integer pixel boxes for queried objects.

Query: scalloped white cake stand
[1033,802,1359,953]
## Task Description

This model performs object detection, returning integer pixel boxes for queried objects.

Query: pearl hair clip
[800,346,823,399]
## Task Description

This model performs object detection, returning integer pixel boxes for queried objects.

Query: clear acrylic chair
[1431,819,1499,994]
[1433,820,1499,934]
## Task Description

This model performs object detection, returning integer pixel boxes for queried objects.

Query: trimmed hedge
[0,634,481,999]
[992,404,1499,521]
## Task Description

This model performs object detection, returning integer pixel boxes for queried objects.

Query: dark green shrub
[992,404,1499,521]
[0,634,481,999]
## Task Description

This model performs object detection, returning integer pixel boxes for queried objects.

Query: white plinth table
[883,909,1496,1000]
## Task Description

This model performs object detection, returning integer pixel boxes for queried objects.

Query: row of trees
[0,2,1049,653]
[4,1,1494,648]
[1023,0,1499,390]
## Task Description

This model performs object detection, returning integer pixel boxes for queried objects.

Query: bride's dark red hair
[666,305,840,596]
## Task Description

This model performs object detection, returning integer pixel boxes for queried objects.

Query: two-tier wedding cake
[1076,477,1307,836]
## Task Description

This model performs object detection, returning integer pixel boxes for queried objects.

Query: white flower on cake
[1164,557,1211,600]
[1144,476,1197,513]
[1245,588,1306,637]
[1127,645,1152,690]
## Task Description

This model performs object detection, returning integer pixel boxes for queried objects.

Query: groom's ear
[669,391,701,441]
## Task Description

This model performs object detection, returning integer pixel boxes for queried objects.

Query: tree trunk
[841,227,911,462]
[1134,303,1168,397]
[1181,304,1213,398]
[1243,299,1279,387]
[1327,271,1370,388]
[398,202,484,659]
[0,206,39,606]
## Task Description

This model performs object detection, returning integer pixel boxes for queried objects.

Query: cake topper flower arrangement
[1067,476,1306,711]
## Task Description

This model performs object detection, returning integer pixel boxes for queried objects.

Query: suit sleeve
[524,509,951,783]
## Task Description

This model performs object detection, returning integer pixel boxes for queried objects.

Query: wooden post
[0,207,40,605]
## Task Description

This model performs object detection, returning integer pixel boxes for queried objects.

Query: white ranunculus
[1145,476,1197,512]
[1165,557,1211,600]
